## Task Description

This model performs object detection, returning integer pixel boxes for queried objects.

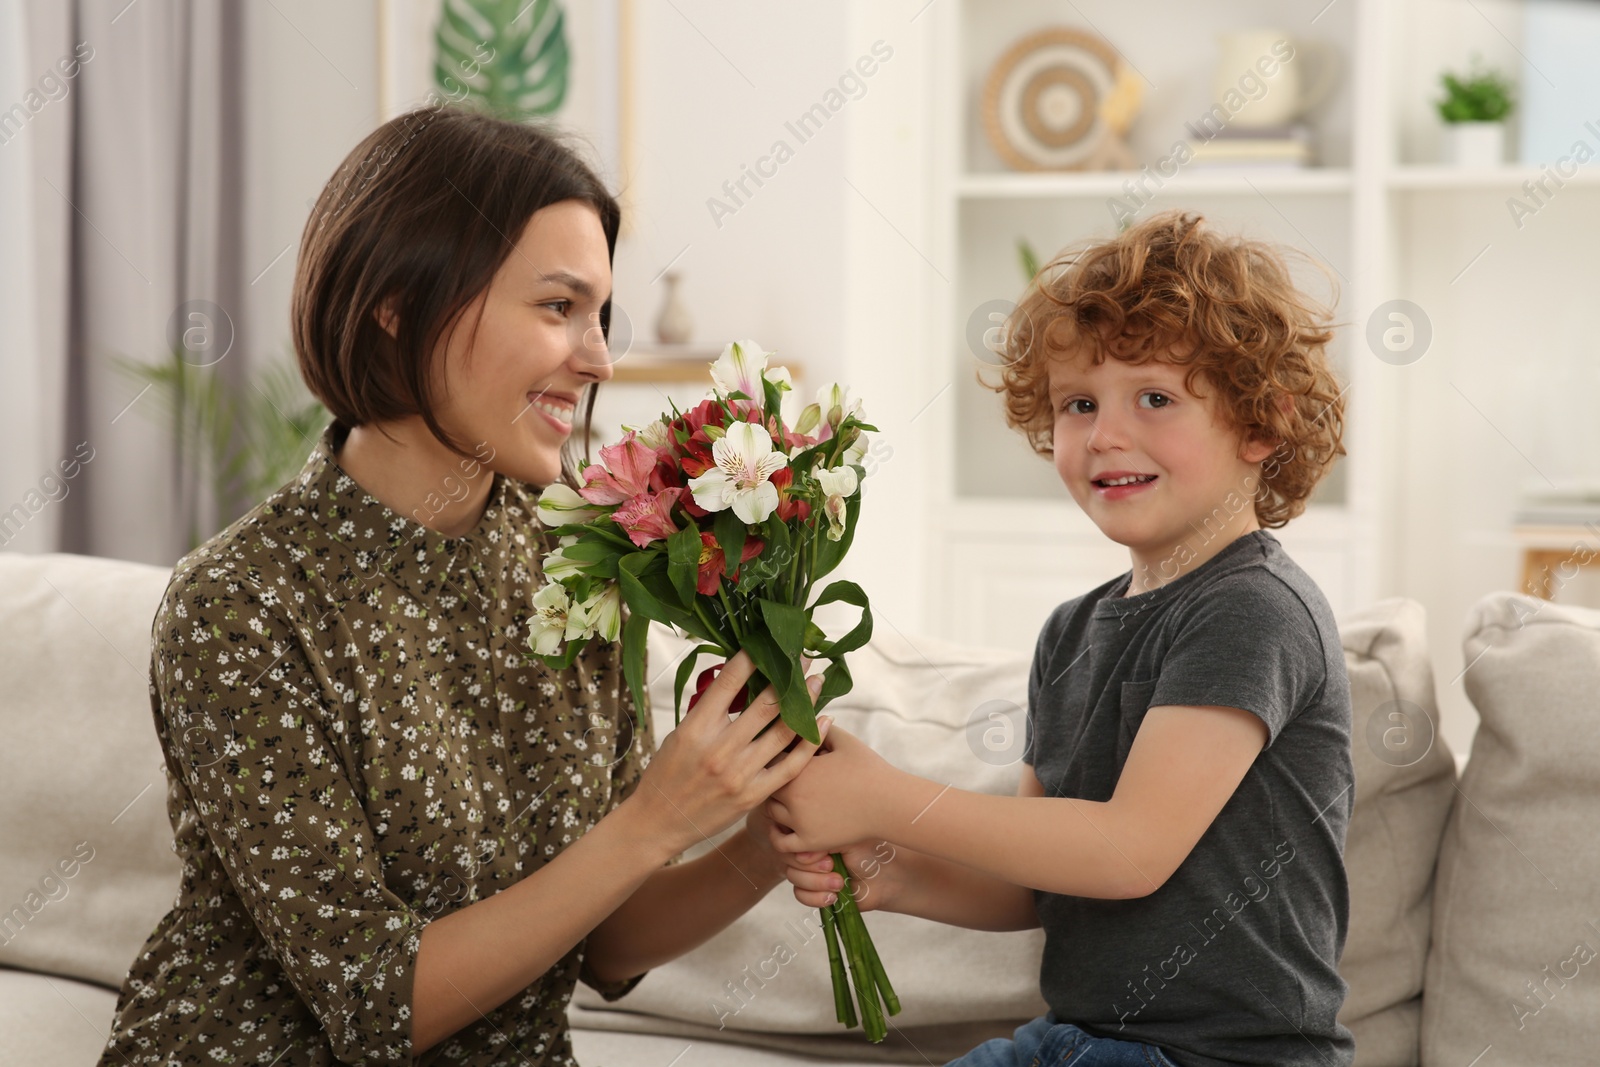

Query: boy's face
[1047,348,1277,575]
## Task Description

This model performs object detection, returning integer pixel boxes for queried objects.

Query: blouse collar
[296,419,512,603]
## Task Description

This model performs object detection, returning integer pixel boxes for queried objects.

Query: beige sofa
[2,551,1595,1066]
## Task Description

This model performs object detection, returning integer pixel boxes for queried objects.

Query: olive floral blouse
[98,420,658,1067]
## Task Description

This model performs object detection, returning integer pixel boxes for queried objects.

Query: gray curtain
[6,0,247,566]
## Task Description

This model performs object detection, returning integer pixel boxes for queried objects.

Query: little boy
[765,210,1355,1067]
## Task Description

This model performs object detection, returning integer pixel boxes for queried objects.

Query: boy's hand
[764,724,894,853]
[779,841,903,914]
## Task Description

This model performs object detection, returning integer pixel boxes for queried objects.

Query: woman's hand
[629,650,829,858]
[777,840,905,914]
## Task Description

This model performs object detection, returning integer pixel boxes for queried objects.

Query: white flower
[815,466,859,541]
[542,535,587,582]
[710,339,791,400]
[625,418,672,450]
[687,421,788,523]
[844,430,870,467]
[529,583,588,656]
[570,582,622,643]
[535,483,604,528]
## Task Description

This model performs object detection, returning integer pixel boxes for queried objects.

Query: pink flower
[579,434,660,505]
[612,488,687,548]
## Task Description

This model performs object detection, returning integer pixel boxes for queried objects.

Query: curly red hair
[982,209,1347,528]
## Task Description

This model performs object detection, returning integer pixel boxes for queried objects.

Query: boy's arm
[770,705,1268,900]
[777,766,1048,932]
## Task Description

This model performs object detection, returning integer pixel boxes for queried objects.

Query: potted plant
[1435,53,1515,167]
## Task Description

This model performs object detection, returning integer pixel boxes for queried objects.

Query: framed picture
[374,0,637,233]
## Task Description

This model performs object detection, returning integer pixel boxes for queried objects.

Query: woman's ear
[374,296,399,340]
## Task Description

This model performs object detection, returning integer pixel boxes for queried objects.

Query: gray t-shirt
[1024,529,1355,1067]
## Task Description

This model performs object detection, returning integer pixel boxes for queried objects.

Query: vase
[1442,122,1505,167]
[654,271,693,345]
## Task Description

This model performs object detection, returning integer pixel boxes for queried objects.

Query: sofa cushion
[1421,592,1600,1064]
[0,553,182,990]
[569,620,1048,1062]
[1334,597,1458,1067]
[0,966,120,1067]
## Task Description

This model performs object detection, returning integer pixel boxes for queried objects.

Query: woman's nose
[574,310,616,382]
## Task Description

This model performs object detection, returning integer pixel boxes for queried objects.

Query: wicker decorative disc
[981,27,1122,171]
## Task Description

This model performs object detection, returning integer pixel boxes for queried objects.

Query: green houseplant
[111,348,327,553]
[1435,54,1515,167]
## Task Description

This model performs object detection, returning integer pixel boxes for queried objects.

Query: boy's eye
[1058,392,1171,415]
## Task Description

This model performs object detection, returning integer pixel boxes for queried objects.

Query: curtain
[3,0,247,565]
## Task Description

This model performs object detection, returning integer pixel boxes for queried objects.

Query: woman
[98,106,826,1066]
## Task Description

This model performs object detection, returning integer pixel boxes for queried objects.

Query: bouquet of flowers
[526,340,900,1040]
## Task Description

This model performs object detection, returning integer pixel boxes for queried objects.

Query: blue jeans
[945,1012,1181,1066]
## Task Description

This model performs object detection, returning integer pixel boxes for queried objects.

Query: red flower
[768,467,812,523]
[696,530,764,595]
[688,662,748,714]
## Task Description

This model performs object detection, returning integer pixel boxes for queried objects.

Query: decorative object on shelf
[529,340,896,1040]
[981,27,1141,172]
[1435,53,1515,167]
[1185,122,1313,168]
[1212,30,1339,131]
[654,269,694,344]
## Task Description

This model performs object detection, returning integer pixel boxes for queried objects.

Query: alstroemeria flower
[710,340,790,400]
[815,466,858,541]
[696,531,764,595]
[687,421,788,523]
[536,483,605,528]
[529,582,585,656]
[578,434,658,505]
[611,487,686,548]
[769,467,811,523]
[810,382,864,443]
[570,582,622,643]
[542,535,587,581]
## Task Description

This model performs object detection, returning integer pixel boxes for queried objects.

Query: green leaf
[814,656,854,714]
[809,580,873,658]
[810,485,862,584]
[433,0,570,121]
[667,522,703,608]
[713,509,746,579]
[738,626,818,744]
[758,598,808,655]
[621,609,650,739]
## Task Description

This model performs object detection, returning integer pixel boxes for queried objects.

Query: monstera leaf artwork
[434,0,571,121]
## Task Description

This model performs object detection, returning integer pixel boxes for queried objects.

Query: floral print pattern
[97,420,657,1066]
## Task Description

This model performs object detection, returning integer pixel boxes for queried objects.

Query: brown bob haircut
[292,104,621,491]
[985,209,1347,528]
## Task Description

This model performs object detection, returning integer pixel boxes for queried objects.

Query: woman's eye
[1139,391,1171,409]
[540,300,571,316]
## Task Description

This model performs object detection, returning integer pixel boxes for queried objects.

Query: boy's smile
[1048,348,1278,595]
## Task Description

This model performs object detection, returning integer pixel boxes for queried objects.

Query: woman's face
[427,199,615,488]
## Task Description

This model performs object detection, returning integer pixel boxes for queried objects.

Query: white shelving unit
[888,0,1600,761]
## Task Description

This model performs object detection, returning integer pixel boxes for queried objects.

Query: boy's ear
[374,295,399,340]
[1241,393,1294,464]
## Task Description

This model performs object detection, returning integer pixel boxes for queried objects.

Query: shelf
[1386,164,1600,190]
[957,168,1354,200]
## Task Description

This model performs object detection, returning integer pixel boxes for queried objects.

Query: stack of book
[1182,123,1313,168]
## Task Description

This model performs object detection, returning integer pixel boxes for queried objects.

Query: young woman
[97,106,827,1066]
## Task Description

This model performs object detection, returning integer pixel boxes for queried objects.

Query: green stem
[716,584,742,643]
[832,854,885,1041]
[819,900,855,1028]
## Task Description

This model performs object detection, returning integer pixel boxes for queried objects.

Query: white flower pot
[1442,122,1505,168]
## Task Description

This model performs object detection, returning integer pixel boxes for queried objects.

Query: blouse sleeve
[152,568,425,1064]
[576,604,673,1003]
